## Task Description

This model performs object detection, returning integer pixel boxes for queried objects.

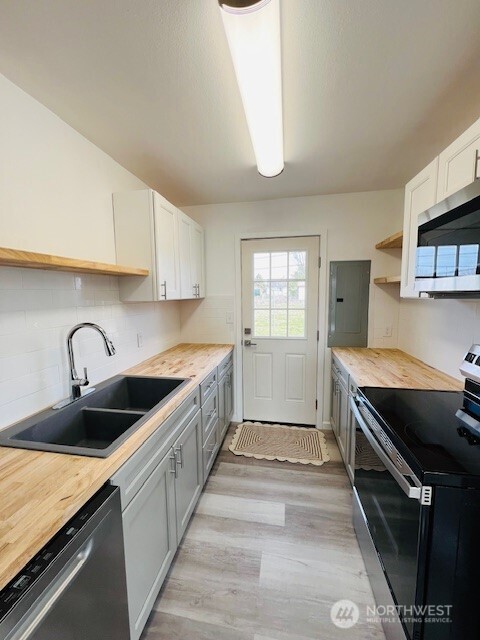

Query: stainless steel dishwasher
[0,485,129,640]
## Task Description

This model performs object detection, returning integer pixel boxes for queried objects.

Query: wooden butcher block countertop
[332,347,462,391]
[0,343,233,591]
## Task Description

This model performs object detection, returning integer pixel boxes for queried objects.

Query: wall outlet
[226,312,234,325]
[137,332,144,348]
[383,325,393,338]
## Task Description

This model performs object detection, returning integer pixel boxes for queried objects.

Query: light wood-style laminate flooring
[141,424,385,640]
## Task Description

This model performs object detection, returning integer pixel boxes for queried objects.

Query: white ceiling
[1,0,480,206]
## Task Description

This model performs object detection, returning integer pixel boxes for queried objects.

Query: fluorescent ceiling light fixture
[219,0,284,178]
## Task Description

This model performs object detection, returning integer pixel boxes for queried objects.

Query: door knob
[244,339,257,347]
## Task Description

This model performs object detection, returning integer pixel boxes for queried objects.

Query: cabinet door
[330,371,339,436]
[224,367,232,422]
[190,223,205,299]
[400,158,439,298]
[337,380,349,463]
[217,375,226,444]
[114,189,157,303]
[346,400,357,485]
[122,450,177,640]
[178,213,194,299]
[153,193,181,300]
[437,117,480,202]
[173,411,203,542]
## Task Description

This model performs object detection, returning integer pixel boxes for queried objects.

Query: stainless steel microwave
[415,180,480,297]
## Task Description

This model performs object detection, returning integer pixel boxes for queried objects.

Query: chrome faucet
[53,322,116,409]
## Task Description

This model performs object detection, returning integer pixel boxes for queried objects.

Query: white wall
[0,74,181,427]
[398,299,478,380]
[182,189,404,423]
[0,74,143,262]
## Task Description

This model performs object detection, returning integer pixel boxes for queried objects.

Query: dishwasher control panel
[0,485,112,621]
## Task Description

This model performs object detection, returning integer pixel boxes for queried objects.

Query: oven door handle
[350,396,422,502]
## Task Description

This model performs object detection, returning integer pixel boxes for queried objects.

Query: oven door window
[355,428,420,638]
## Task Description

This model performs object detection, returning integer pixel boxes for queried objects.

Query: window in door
[252,250,307,338]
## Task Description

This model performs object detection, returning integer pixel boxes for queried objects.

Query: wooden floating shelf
[374,275,401,285]
[375,231,403,250]
[0,247,149,277]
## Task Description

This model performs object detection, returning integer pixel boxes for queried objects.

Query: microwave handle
[350,396,423,502]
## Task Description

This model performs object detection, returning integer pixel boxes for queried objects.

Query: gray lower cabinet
[217,364,234,446]
[330,368,339,437]
[122,448,177,640]
[173,410,203,541]
[330,355,357,485]
[110,388,203,640]
[217,374,226,442]
[337,377,349,462]
[225,365,234,423]
[346,379,357,483]
[110,350,234,640]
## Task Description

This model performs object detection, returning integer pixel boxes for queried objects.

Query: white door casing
[241,236,320,425]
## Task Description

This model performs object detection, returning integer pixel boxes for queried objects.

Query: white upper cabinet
[436,117,480,202]
[113,190,204,302]
[400,158,438,298]
[178,212,205,300]
[190,223,205,299]
[152,192,181,300]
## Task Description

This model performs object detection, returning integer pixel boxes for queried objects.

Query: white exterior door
[241,236,320,425]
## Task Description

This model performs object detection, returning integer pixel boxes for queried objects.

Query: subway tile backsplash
[0,267,181,429]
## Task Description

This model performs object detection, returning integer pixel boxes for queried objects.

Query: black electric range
[360,385,480,487]
[351,373,480,640]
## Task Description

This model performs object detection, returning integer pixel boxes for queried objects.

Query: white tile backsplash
[180,296,235,344]
[0,267,181,429]
[398,298,476,380]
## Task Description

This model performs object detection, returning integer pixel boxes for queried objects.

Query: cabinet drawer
[111,387,200,510]
[201,387,218,442]
[217,352,233,381]
[200,370,217,405]
[203,426,218,481]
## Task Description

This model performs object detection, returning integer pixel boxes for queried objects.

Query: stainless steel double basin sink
[0,375,189,458]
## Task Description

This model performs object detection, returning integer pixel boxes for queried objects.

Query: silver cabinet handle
[16,540,93,640]
[475,150,480,180]
[169,451,178,477]
[175,444,184,469]
[160,280,167,300]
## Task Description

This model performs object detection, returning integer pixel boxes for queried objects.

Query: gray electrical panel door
[328,261,371,347]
